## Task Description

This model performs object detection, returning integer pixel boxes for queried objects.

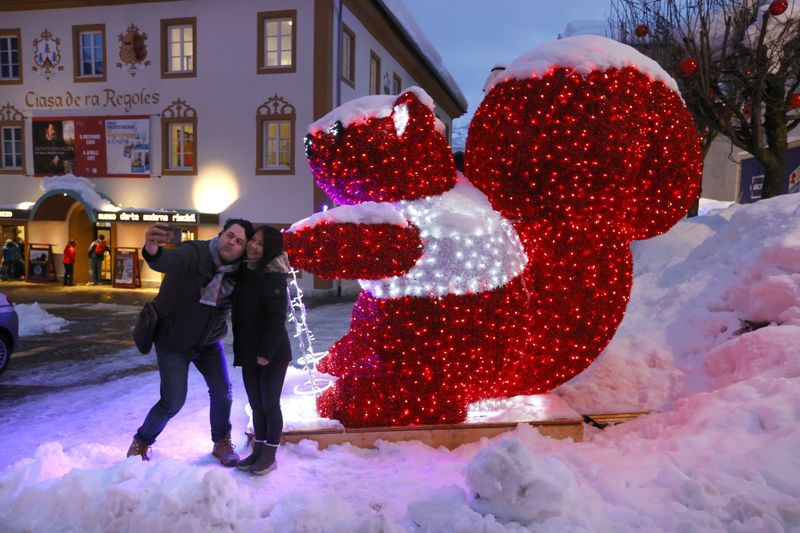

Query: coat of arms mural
[117,24,149,76]
[32,28,63,80]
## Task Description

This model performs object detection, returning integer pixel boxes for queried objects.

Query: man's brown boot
[126,438,151,461]
[212,435,240,467]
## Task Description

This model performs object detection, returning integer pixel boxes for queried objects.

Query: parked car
[0,292,19,375]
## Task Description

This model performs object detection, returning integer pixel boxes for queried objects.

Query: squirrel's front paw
[285,221,422,279]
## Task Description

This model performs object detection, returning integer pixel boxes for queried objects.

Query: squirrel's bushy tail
[465,66,702,240]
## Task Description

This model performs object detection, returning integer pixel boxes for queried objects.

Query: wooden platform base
[280,417,584,450]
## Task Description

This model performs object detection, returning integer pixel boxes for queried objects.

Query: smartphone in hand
[158,225,183,245]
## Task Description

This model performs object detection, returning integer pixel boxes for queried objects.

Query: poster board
[112,248,141,288]
[26,243,57,283]
[33,116,150,177]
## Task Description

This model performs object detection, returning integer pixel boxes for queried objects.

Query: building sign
[0,209,30,220]
[25,89,160,111]
[97,211,198,224]
[33,116,149,177]
[739,145,800,203]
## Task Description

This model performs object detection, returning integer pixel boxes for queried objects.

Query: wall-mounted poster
[33,116,150,177]
[26,243,56,283]
[32,120,76,175]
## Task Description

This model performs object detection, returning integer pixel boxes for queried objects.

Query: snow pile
[557,192,800,413]
[698,197,735,215]
[0,193,799,531]
[493,35,679,93]
[308,87,447,138]
[288,201,410,232]
[40,174,119,212]
[465,438,578,525]
[15,302,69,336]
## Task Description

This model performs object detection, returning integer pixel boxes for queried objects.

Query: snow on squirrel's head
[466,35,702,241]
[304,88,456,205]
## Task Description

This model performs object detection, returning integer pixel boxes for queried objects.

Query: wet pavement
[0,280,160,404]
[0,279,158,307]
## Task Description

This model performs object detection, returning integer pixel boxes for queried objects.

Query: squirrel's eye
[328,121,345,138]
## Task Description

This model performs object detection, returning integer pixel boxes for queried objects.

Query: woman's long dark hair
[253,225,284,272]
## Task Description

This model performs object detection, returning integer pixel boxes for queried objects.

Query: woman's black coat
[231,267,292,367]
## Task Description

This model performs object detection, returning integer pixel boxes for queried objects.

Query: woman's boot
[249,443,278,475]
[237,441,265,470]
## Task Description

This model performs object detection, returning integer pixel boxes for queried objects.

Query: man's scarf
[199,237,240,307]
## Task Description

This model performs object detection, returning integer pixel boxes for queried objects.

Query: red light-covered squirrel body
[286,36,702,427]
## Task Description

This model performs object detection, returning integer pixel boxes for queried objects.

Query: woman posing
[232,225,292,475]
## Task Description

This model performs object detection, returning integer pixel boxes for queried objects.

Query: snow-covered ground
[1,193,799,532]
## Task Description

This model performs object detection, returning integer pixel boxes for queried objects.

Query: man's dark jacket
[144,241,232,351]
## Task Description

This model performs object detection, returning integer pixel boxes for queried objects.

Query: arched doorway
[30,189,115,285]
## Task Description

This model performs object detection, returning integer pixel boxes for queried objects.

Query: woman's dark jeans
[242,361,289,445]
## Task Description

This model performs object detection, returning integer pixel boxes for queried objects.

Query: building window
[257,10,296,74]
[0,29,22,84]
[369,51,381,95]
[392,73,401,95]
[161,99,197,175]
[341,24,355,87]
[72,24,106,82]
[0,104,25,173]
[256,95,295,175]
[161,17,196,78]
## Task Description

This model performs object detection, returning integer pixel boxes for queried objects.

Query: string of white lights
[286,267,332,396]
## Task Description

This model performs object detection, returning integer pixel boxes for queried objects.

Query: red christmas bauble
[634,24,649,38]
[769,0,788,15]
[678,56,699,77]
[789,93,800,108]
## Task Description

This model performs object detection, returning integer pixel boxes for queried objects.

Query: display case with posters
[26,244,57,283]
[112,248,141,288]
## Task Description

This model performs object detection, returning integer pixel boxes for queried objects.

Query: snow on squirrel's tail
[464,36,702,398]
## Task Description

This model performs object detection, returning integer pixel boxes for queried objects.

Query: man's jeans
[135,341,233,446]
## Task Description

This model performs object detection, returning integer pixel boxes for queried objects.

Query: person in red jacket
[62,239,76,286]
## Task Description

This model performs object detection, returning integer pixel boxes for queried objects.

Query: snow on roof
[308,86,446,137]
[492,35,680,94]
[377,0,468,113]
[39,174,119,212]
[561,19,611,38]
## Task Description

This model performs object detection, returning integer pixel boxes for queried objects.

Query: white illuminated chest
[360,175,528,299]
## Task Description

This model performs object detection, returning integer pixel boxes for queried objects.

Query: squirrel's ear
[392,90,434,138]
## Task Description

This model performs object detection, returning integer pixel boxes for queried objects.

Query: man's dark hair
[221,218,255,240]
[98,234,105,241]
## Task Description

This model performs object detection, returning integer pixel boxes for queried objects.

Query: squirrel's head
[304,89,456,205]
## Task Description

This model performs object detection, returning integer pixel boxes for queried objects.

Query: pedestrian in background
[87,235,108,285]
[62,239,76,286]
[231,225,292,475]
[1,239,22,281]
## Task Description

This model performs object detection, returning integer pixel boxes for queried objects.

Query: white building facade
[0,0,467,290]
